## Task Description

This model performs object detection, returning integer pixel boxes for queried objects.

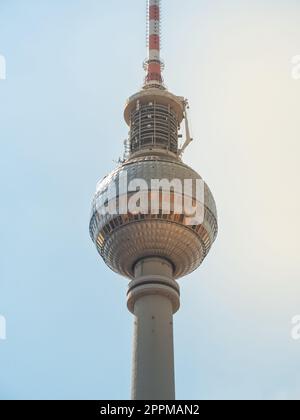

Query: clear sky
[0,0,300,400]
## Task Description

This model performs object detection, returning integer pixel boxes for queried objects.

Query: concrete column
[127,257,180,401]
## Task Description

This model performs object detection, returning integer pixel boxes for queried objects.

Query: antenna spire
[144,0,164,89]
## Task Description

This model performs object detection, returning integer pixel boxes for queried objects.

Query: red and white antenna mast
[144,0,164,89]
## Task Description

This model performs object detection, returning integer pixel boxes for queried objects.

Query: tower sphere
[89,88,218,280]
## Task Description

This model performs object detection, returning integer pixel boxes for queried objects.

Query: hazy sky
[0,0,300,400]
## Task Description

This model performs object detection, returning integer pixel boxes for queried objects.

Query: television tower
[90,0,218,400]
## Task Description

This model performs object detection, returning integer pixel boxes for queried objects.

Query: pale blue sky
[0,0,300,400]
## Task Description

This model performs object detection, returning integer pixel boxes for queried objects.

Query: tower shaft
[127,258,180,400]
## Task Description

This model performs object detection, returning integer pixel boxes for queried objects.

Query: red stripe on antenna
[149,34,160,50]
[148,62,161,74]
[149,5,160,20]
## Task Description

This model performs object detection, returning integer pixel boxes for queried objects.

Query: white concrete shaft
[129,258,180,401]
